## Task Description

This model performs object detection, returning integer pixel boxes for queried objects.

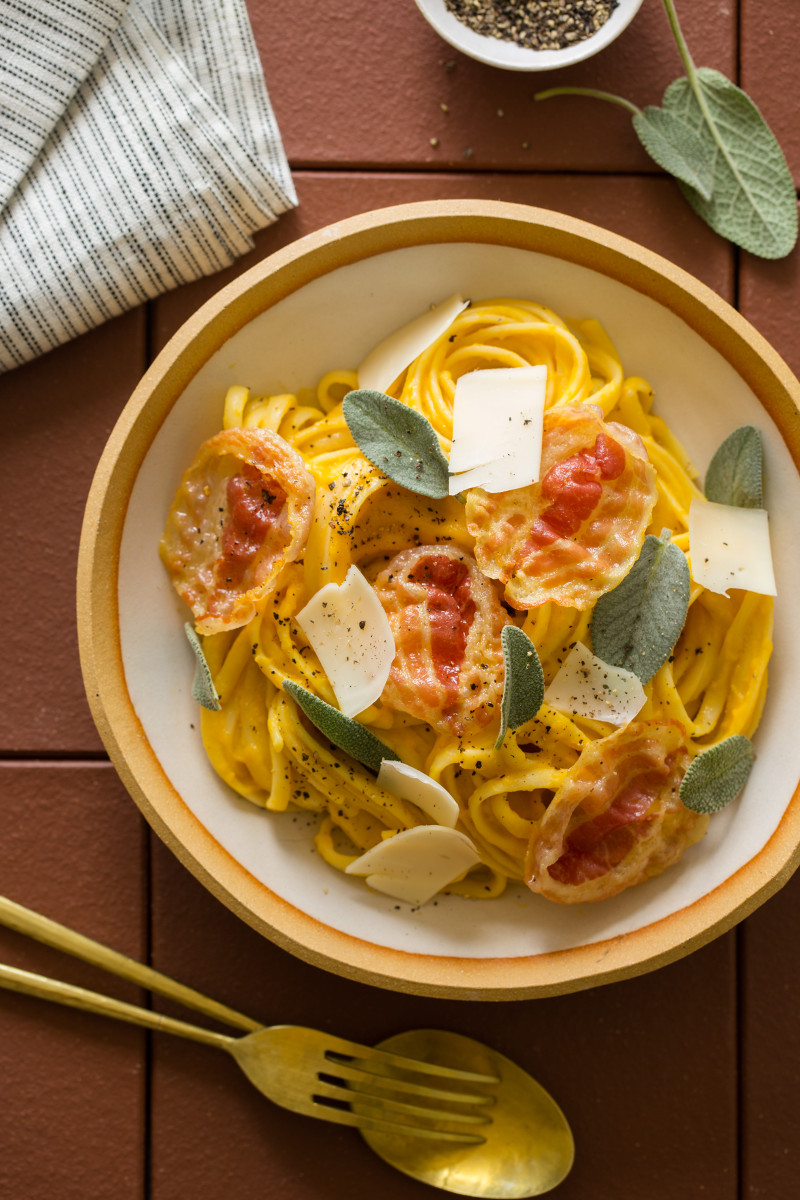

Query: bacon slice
[160,427,315,634]
[373,544,509,736]
[466,404,657,610]
[526,720,708,904]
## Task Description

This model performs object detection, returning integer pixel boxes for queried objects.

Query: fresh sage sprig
[704,425,763,508]
[343,389,450,498]
[184,623,221,712]
[495,625,545,749]
[535,0,798,259]
[283,679,400,774]
[680,734,755,814]
[591,529,690,685]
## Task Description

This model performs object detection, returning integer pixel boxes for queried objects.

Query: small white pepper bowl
[415,0,644,70]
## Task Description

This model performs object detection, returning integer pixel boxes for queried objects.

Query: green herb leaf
[184,623,221,712]
[632,106,714,200]
[495,626,545,750]
[662,69,797,259]
[283,679,401,774]
[533,1,797,260]
[343,389,450,498]
[704,425,763,508]
[680,735,755,814]
[591,530,690,685]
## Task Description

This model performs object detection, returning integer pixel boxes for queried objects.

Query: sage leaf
[704,425,763,508]
[680,735,755,814]
[495,625,545,750]
[591,530,690,685]
[662,69,798,259]
[343,389,450,498]
[283,679,401,774]
[184,623,221,712]
[632,106,714,200]
[533,0,798,260]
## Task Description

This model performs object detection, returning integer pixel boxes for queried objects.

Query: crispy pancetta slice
[466,404,657,610]
[373,544,509,736]
[160,427,315,635]
[526,720,708,904]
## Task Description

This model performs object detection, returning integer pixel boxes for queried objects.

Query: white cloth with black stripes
[0,0,296,373]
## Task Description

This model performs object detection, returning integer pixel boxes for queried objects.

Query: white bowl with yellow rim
[78,200,800,999]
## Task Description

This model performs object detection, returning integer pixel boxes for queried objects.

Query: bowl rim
[78,198,800,999]
[413,0,645,71]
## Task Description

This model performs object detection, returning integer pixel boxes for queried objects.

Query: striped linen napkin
[0,0,297,374]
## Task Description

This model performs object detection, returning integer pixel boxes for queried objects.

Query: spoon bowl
[362,1030,574,1197]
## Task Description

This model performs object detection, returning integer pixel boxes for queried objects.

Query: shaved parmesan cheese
[377,760,459,828]
[357,294,469,394]
[544,642,646,725]
[345,826,481,906]
[296,566,395,718]
[689,499,777,596]
[448,366,547,494]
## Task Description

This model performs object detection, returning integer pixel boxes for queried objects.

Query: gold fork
[0,895,495,1143]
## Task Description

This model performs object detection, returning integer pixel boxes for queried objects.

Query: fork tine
[313,1078,492,1127]
[306,1104,487,1143]
[323,1034,499,1085]
[250,1065,488,1142]
[322,1060,496,1107]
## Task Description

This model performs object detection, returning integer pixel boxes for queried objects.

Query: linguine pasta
[164,298,773,904]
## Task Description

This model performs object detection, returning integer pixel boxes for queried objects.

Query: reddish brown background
[2,1,799,1197]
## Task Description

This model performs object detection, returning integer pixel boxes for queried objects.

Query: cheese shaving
[544,642,646,725]
[344,826,481,905]
[448,366,546,494]
[688,498,777,596]
[296,566,395,718]
[377,760,459,827]
[357,294,469,394]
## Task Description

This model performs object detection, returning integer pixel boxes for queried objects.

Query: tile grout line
[285,166,800,197]
[0,751,111,761]
[288,163,678,178]
[145,297,155,371]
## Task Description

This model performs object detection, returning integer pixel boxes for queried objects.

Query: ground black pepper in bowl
[443,0,619,51]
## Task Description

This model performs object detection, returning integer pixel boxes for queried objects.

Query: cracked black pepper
[444,0,619,52]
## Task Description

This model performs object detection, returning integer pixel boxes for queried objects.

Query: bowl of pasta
[78,199,800,999]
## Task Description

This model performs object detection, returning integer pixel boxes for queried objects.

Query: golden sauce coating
[160,427,315,635]
[466,404,657,610]
[176,302,773,907]
[373,543,510,737]
[526,720,708,903]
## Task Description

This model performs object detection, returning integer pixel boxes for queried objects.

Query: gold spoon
[0,895,574,1195]
[364,1029,574,1197]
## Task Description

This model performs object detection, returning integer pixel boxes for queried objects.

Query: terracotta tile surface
[152,169,734,350]
[741,0,800,184]
[740,251,800,383]
[254,0,735,172]
[1,0,798,1197]
[739,0,800,381]
[740,871,800,1198]
[149,837,738,1200]
[1,310,146,755]
[0,764,147,1200]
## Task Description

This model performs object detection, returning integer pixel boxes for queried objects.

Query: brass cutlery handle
[0,960,233,1048]
[0,894,259,1032]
